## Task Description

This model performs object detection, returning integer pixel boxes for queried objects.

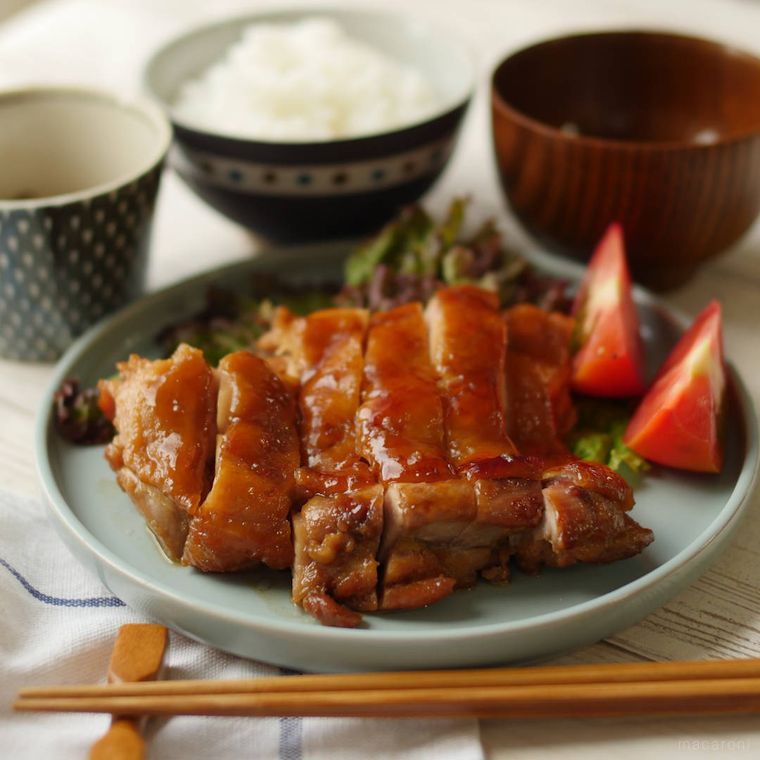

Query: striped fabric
[0,490,483,760]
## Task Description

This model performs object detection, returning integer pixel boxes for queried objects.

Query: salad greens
[339,198,570,312]
[53,379,114,445]
[158,199,571,368]
[158,291,268,367]
[568,399,650,479]
[158,286,334,367]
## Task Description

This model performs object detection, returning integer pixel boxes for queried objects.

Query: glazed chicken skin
[101,285,653,628]
[505,304,577,457]
[503,306,653,569]
[291,486,383,628]
[515,461,652,571]
[357,303,470,610]
[263,307,383,627]
[99,344,217,560]
[426,286,516,466]
[101,345,299,572]
[182,351,299,571]
[261,306,374,488]
[426,286,545,583]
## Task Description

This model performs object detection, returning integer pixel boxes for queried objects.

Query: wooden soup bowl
[491,31,760,290]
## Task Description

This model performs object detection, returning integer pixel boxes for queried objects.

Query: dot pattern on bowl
[172,137,453,197]
[0,165,162,362]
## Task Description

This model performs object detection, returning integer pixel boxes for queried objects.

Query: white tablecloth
[0,491,483,759]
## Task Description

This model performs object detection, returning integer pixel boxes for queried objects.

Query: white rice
[173,18,440,142]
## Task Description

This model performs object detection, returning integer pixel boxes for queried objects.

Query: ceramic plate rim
[35,252,760,645]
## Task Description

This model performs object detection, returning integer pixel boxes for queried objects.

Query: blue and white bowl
[144,8,474,243]
[0,86,170,361]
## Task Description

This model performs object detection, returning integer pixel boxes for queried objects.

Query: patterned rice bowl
[143,8,474,243]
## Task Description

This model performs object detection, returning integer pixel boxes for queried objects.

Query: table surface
[2,0,760,757]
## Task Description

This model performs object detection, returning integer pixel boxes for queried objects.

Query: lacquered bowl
[144,9,473,243]
[491,31,760,290]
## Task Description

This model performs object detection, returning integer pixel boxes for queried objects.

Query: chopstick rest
[88,624,168,760]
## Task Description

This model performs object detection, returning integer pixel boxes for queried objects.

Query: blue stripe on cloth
[0,557,125,607]
[279,717,303,760]
[279,667,303,760]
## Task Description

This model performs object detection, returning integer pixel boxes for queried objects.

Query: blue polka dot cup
[0,86,171,361]
[144,9,473,243]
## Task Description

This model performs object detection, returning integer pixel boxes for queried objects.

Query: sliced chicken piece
[261,307,380,623]
[260,306,372,475]
[459,476,544,541]
[358,303,475,605]
[381,540,457,610]
[514,461,653,571]
[183,351,299,571]
[505,304,577,457]
[298,307,370,472]
[501,306,653,571]
[257,306,305,385]
[381,480,476,546]
[454,465,547,584]
[115,468,189,561]
[292,485,384,628]
[98,343,217,561]
[426,286,544,579]
[294,467,376,501]
[358,302,454,483]
[541,460,635,511]
[381,480,481,593]
[426,285,516,464]
[380,481,498,599]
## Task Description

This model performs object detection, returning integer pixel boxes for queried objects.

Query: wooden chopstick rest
[88,624,168,760]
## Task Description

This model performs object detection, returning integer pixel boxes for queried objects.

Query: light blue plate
[36,248,759,672]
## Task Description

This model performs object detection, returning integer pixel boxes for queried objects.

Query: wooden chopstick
[17,656,760,699]
[14,677,760,719]
[14,658,760,719]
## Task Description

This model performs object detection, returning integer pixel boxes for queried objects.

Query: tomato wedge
[571,223,646,397]
[623,301,725,473]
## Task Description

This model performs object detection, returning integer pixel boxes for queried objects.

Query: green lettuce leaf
[568,399,649,479]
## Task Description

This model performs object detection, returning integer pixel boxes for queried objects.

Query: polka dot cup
[0,87,170,361]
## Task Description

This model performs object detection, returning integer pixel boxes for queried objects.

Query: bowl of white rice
[144,9,474,242]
